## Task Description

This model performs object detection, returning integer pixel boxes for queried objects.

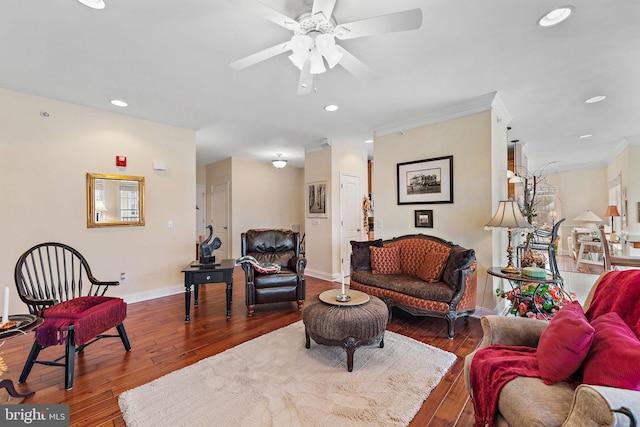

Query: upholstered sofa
[349,234,477,338]
[464,270,640,427]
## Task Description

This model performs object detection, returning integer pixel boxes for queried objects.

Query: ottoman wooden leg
[346,347,355,372]
[305,330,311,349]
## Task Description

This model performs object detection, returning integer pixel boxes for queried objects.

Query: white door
[196,184,206,242]
[211,182,229,260]
[340,173,362,278]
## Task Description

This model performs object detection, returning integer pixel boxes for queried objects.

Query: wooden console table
[182,259,235,322]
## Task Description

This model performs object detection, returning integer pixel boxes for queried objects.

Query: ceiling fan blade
[335,8,422,40]
[233,0,300,31]
[337,48,377,84]
[311,0,337,23]
[230,41,291,70]
[297,61,314,95]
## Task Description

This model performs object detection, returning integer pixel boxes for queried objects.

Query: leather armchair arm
[563,385,640,427]
[289,256,307,276]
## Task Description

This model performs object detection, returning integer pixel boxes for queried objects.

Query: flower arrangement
[496,284,576,320]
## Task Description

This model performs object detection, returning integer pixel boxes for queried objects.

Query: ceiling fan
[229,0,423,95]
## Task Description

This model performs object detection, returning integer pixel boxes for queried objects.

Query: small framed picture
[414,210,433,228]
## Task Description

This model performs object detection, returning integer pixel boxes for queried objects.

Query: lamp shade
[484,200,534,230]
[573,210,603,222]
[94,200,107,212]
[605,205,620,217]
[548,210,558,218]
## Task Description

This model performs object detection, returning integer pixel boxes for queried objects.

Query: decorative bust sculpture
[199,225,221,264]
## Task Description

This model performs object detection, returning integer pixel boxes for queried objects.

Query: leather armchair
[241,229,306,316]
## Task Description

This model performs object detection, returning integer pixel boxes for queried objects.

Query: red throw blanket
[469,345,540,427]
[585,270,640,337]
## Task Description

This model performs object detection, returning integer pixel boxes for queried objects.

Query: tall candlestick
[2,286,9,324]
[341,271,345,295]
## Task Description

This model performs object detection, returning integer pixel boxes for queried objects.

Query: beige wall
[205,157,304,258]
[374,110,497,312]
[1,88,196,309]
[304,148,332,278]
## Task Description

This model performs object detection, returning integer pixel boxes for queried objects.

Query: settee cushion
[370,246,401,275]
[416,251,450,283]
[442,246,475,288]
[350,239,383,271]
[537,301,594,385]
[351,271,454,303]
[582,312,640,390]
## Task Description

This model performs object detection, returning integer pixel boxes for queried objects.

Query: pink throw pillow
[370,246,401,275]
[416,251,450,283]
[537,301,594,385]
[582,312,640,390]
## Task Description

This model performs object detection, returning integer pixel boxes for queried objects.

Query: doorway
[340,173,362,278]
[211,182,229,260]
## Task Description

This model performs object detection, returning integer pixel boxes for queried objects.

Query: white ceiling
[2,0,639,172]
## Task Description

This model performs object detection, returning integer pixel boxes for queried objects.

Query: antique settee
[464,270,640,426]
[349,234,477,338]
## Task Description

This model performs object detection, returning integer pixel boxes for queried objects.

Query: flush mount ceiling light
[77,0,105,9]
[364,139,373,144]
[579,134,593,139]
[110,99,128,107]
[324,104,338,112]
[272,153,287,169]
[538,6,574,27]
[585,95,607,104]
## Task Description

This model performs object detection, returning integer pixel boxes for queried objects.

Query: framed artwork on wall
[414,210,433,228]
[307,180,328,218]
[397,155,453,205]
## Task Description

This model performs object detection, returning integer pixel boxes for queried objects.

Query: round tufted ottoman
[303,290,388,372]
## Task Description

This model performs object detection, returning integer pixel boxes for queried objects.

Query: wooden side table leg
[0,379,35,398]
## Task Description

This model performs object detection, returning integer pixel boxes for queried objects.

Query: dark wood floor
[1,267,483,426]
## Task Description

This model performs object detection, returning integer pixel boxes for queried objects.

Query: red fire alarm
[116,156,127,167]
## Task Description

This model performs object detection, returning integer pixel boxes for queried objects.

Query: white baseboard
[304,269,334,282]
[123,285,184,304]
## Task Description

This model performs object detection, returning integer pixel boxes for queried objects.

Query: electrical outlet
[120,272,126,281]
[168,220,174,229]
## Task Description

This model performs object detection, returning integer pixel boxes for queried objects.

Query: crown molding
[373,92,508,137]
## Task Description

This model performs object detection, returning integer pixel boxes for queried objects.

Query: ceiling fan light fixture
[309,50,326,74]
[272,153,287,169]
[77,0,106,9]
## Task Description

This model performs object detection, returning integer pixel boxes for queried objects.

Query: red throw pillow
[370,246,401,275]
[416,251,450,282]
[537,301,594,385]
[582,312,640,390]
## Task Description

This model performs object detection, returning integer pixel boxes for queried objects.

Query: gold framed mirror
[86,173,145,228]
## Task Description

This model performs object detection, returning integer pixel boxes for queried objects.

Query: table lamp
[548,210,558,226]
[485,200,534,274]
[605,205,621,241]
[573,210,603,229]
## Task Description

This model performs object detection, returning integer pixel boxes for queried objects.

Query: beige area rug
[118,321,456,427]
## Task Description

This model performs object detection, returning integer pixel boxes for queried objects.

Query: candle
[2,286,9,324]
[341,271,345,295]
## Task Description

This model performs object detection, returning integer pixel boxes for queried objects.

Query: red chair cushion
[36,296,127,346]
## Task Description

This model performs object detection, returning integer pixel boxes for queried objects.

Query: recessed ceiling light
[110,99,128,107]
[77,0,106,10]
[584,95,607,104]
[579,134,593,139]
[324,104,338,112]
[538,6,574,27]
[364,139,373,144]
